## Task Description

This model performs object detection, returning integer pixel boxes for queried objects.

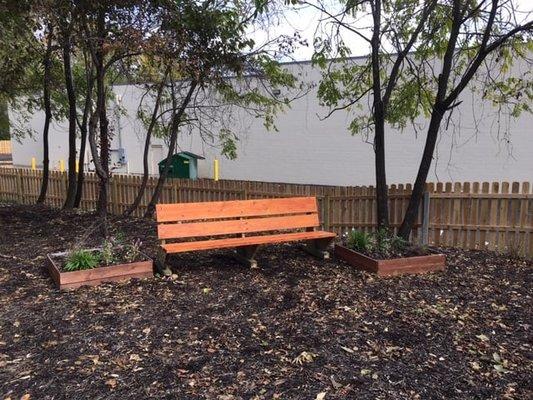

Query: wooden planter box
[47,251,153,290]
[334,245,445,277]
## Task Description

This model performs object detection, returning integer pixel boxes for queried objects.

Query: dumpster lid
[158,151,205,165]
[177,151,205,160]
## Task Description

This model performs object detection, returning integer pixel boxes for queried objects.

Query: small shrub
[64,250,99,272]
[374,228,392,254]
[372,228,407,256]
[506,237,526,260]
[390,234,408,251]
[345,228,410,257]
[123,239,142,263]
[100,239,115,266]
[113,231,127,245]
[346,229,371,252]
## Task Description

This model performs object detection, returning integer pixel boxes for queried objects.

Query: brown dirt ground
[0,204,531,399]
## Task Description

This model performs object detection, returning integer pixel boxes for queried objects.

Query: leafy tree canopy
[308,0,532,137]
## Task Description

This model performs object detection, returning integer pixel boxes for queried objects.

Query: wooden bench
[155,197,336,268]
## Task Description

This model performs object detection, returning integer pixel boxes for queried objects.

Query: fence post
[421,191,430,245]
[241,189,247,200]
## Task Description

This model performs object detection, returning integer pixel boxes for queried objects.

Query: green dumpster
[158,151,205,179]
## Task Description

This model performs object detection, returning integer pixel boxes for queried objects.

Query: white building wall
[10,59,533,186]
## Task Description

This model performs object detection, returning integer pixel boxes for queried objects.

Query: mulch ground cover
[0,203,531,399]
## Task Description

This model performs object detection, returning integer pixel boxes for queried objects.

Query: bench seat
[162,230,336,253]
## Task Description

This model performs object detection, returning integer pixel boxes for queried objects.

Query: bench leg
[233,245,260,269]
[303,237,333,260]
[156,247,173,276]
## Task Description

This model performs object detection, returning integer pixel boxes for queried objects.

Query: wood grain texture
[47,255,153,290]
[162,231,336,253]
[156,197,318,222]
[158,213,320,239]
[58,271,153,290]
[334,245,378,273]
[334,245,445,277]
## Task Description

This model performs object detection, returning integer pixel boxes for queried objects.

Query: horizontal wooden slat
[329,222,422,228]
[430,193,532,199]
[158,213,320,239]
[48,257,153,285]
[428,223,532,233]
[156,197,318,222]
[163,230,336,253]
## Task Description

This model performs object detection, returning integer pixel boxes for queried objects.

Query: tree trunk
[62,30,78,210]
[398,0,462,240]
[370,0,389,229]
[96,88,110,217]
[397,108,445,240]
[144,81,197,218]
[37,26,53,205]
[74,64,94,208]
[95,94,109,216]
[374,104,389,229]
[94,9,110,217]
[124,73,168,216]
[74,113,88,208]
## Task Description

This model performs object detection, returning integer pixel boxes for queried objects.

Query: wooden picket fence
[0,167,531,257]
[0,140,11,154]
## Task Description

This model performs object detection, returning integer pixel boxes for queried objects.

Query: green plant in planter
[113,231,127,246]
[64,250,100,271]
[346,228,409,256]
[390,234,408,252]
[123,239,142,263]
[100,239,115,266]
[346,229,371,252]
[373,228,406,255]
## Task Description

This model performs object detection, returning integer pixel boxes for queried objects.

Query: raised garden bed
[334,244,445,277]
[47,250,153,290]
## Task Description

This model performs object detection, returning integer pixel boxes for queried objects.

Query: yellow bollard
[75,160,79,173]
[59,159,65,172]
[213,159,219,181]
[31,157,36,170]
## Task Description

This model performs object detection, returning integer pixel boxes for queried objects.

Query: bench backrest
[156,197,320,240]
